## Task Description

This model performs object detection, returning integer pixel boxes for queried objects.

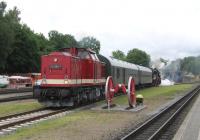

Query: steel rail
[0,95,33,103]
[0,88,32,95]
[0,108,47,121]
[0,108,67,131]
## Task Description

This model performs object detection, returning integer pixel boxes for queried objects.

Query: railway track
[121,85,200,140]
[0,87,32,94]
[0,92,33,103]
[0,94,105,136]
[0,107,71,135]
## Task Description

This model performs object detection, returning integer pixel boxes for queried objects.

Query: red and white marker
[105,76,115,109]
[127,76,136,108]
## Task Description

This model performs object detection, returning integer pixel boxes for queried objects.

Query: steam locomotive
[33,47,161,107]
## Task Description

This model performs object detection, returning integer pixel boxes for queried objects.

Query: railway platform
[173,94,200,140]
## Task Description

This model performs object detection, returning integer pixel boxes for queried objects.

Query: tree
[0,2,17,72]
[0,1,6,17]
[6,25,40,73]
[126,48,150,67]
[48,30,78,50]
[0,19,15,72]
[180,56,200,75]
[112,50,126,60]
[31,33,52,56]
[79,36,100,54]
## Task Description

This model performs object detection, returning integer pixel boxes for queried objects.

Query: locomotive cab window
[78,51,90,59]
[94,54,99,61]
[91,54,98,61]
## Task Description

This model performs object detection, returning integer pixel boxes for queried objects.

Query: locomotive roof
[59,47,96,54]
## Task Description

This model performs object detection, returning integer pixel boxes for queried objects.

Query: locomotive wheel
[105,76,114,106]
[127,76,136,108]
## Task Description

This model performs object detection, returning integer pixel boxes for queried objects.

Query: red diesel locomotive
[34,48,106,107]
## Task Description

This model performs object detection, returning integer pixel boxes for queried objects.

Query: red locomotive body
[34,47,106,107]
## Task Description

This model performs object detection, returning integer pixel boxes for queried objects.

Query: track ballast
[0,108,71,135]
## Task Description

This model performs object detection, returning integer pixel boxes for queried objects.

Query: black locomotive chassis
[33,85,105,107]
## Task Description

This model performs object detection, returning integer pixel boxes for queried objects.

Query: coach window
[117,68,120,79]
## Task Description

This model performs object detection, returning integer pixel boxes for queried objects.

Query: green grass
[0,100,43,117]
[0,111,117,140]
[0,113,79,140]
[114,84,193,105]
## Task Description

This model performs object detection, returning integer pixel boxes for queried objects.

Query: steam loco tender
[34,47,161,107]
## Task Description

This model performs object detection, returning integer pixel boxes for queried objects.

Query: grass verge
[0,100,43,117]
[0,111,131,140]
[114,84,193,105]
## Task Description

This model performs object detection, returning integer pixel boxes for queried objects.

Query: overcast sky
[5,0,200,60]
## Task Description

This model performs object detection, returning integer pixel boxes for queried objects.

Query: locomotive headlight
[54,58,58,62]
[64,80,68,84]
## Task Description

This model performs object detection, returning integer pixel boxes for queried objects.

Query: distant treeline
[0,1,100,74]
[163,56,200,82]
[112,49,151,67]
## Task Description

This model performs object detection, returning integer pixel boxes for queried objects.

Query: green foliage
[126,48,150,67]
[6,25,41,73]
[112,50,126,60]
[180,56,200,75]
[0,1,6,17]
[111,48,151,67]
[0,2,51,73]
[48,30,78,50]
[0,3,18,73]
[79,36,100,54]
